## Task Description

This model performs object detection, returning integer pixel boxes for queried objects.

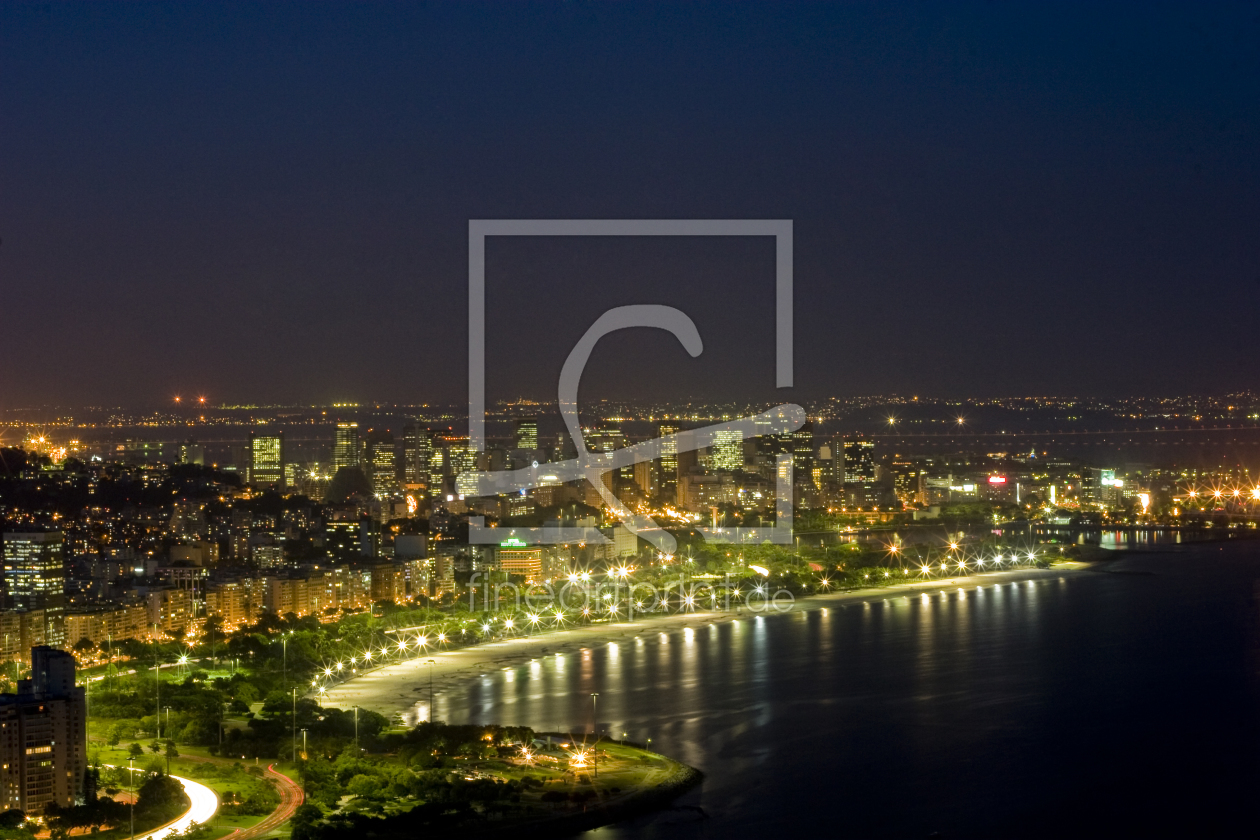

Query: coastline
[320,560,1093,721]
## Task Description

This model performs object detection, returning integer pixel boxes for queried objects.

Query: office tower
[515,415,539,450]
[826,436,845,482]
[232,445,250,477]
[440,438,479,498]
[585,426,632,484]
[843,436,877,506]
[333,422,360,471]
[790,421,814,480]
[366,433,399,498]
[712,429,744,472]
[248,432,285,488]
[817,442,835,482]
[0,646,87,813]
[633,459,658,498]
[427,448,446,500]
[842,437,876,484]
[658,423,680,496]
[178,438,205,466]
[402,424,432,490]
[2,532,65,649]
[890,459,924,505]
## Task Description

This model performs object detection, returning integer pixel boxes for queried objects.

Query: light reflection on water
[434,552,1260,838]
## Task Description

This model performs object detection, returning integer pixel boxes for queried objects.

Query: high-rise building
[441,438,479,498]
[0,647,87,814]
[633,459,658,498]
[178,438,205,466]
[890,459,924,505]
[658,423,680,496]
[790,421,814,482]
[515,415,539,450]
[843,437,876,484]
[367,434,399,498]
[427,448,446,500]
[333,423,360,471]
[712,429,744,472]
[842,437,877,506]
[586,427,631,484]
[2,532,65,649]
[248,432,285,488]
[402,424,432,490]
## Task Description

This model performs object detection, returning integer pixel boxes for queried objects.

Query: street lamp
[590,693,600,777]
[425,659,437,723]
[153,625,161,739]
[128,756,135,840]
[291,687,297,762]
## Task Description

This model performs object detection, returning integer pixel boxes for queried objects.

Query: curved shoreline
[320,561,1090,721]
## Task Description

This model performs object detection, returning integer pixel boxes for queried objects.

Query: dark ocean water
[442,545,1260,838]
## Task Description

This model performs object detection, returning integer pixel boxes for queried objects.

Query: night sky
[2,2,1258,408]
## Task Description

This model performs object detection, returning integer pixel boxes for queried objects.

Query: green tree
[128,743,145,759]
[163,741,179,774]
[288,804,323,840]
[106,721,129,746]
[346,774,378,798]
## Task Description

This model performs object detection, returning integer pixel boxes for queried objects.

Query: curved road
[143,775,219,840]
[103,767,218,840]
[230,764,303,840]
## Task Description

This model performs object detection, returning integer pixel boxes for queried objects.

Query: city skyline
[4,4,1260,836]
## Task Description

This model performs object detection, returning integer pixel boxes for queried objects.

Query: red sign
[988,475,1007,484]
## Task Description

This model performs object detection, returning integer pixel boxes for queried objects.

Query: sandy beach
[319,561,1090,721]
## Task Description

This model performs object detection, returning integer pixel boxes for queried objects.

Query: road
[101,767,218,840]
[230,765,302,840]
[93,740,303,840]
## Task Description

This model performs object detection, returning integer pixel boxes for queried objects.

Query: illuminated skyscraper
[402,423,432,490]
[248,432,285,488]
[2,532,65,649]
[842,437,876,484]
[633,459,658,497]
[712,429,744,472]
[427,448,446,500]
[658,423,680,495]
[367,433,399,498]
[515,415,539,450]
[789,421,814,480]
[333,422,360,471]
[0,646,86,813]
[585,426,632,484]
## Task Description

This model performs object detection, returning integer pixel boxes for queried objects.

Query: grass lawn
[202,813,266,840]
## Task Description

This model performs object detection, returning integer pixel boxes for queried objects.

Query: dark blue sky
[2,2,1257,407]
